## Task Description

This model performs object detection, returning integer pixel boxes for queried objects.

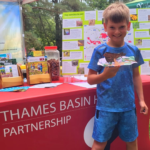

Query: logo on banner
[84,116,94,148]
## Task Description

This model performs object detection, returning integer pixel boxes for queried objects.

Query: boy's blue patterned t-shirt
[88,42,144,112]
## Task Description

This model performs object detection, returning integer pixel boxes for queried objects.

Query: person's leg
[92,140,107,150]
[126,139,138,150]
[92,110,119,150]
[118,109,138,150]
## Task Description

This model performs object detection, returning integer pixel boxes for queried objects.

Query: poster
[62,8,150,75]
[0,2,23,64]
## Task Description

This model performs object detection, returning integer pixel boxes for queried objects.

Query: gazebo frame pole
[18,0,26,64]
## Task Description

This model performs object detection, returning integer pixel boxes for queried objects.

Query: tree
[22,2,56,51]
[23,0,92,55]
[85,0,134,10]
[85,0,109,10]
[24,31,43,50]
[49,0,92,54]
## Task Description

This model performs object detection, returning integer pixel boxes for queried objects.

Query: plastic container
[45,46,60,81]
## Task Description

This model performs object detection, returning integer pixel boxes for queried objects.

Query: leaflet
[5,65,19,77]
[141,61,150,75]
[129,9,136,14]
[0,59,16,66]
[98,11,104,21]
[0,53,12,60]
[141,50,150,59]
[139,23,150,29]
[0,65,18,78]
[28,61,48,75]
[79,63,89,75]
[135,31,150,38]
[63,19,82,28]
[70,82,96,89]
[138,9,150,21]
[85,11,96,20]
[98,56,137,67]
[63,51,82,60]
[63,41,79,50]
[135,39,150,48]
[63,29,82,40]
[30,83,62,88]
[0,86,30,92]
[62,61,76,73]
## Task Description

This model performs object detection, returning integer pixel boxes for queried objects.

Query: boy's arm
[133,67,148,115]
[87,69,107,85]
[87,65,120,85]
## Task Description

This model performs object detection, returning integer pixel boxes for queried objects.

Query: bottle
[45,46,60,81]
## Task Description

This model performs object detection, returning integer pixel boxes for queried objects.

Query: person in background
[87,2,148,150]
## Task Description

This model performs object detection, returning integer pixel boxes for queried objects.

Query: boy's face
[104,19,131,47]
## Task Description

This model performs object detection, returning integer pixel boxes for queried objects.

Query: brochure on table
[26,52,51,85]
[62,8,150,75]
[0,53,18,78]
[27,56,48,76]
[0,86,29,92]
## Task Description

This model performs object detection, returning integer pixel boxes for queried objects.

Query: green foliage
[85,0,109,10]
[108,0,134,4]
[85,0,134,10]
[60,0,92,12]
[23,1,56,51]
[23,0,92,55]
[23,0,134,54]
[24,31,43,50]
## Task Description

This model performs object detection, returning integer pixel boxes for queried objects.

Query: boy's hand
[103,59,120,79]
[103,66,120,78]
[139,101,148,115]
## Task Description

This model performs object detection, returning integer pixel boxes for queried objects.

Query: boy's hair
[103,2,130,24]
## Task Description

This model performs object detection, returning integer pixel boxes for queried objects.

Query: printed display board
[62,8,150,75]
[0,2,23,64]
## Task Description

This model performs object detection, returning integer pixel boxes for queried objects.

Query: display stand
[0,65,23,89]
[26,63,51,85]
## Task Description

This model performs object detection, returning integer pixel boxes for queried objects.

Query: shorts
[92,109,138,143]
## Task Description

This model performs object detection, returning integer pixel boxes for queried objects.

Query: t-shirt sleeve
[132,48,144,68]
[88,47,103,72]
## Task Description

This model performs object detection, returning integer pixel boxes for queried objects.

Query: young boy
[87,2,148,150]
